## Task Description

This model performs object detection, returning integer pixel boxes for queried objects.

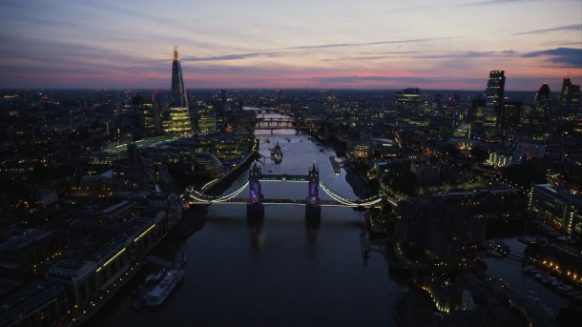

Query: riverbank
[81,149,258,324]
[310,132,372,198]
[171,150,259,239]
[344,161,372,199]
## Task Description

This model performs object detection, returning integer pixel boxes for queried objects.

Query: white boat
[145,269,166,284]
[271,143,283,164]
[144,269,185,307]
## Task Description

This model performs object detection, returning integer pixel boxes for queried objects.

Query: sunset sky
[1,0,581,90]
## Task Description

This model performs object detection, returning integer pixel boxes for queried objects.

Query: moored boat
[144,268,185,307]
[271,143,283,164]
[145,268,166,284]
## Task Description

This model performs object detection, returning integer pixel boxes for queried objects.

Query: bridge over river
[183,162,397,221]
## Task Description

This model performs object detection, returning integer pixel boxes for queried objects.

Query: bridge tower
[247,162,264,222]
[305,164,321,222]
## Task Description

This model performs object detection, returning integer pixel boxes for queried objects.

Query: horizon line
[0,86,566,93]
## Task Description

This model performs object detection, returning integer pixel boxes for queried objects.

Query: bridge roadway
[259,174,309,182]
[186,170,398,208]
[196,197,368,208]
[253,118,311,130]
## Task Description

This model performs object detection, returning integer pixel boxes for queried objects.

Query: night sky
[1,0,581,90]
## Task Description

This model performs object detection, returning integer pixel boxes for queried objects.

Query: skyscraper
[163,47,192,136]
[535,83,551,115]
[560,77,581,120]
[483,70,505,132]
[171,47,188,108]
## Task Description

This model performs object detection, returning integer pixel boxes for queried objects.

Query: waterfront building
[0,229,64,278]
[529,184,582,239]
[347,141,370,161]
[525,242,582,286]
[0,281,68,327]
[397,274,531,326]
[395,198,486,263]
[46,207,169,310]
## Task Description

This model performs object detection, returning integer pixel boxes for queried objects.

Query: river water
[90,113,407,326]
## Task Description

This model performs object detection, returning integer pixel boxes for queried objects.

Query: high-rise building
[163,47,192,136]
[535,83,551,114]
[483,70,505,132]
[198,105,218,135]
[171,47,188,108]
[526,84,553,140]
[560,77,581,120]
[133,94,162,137]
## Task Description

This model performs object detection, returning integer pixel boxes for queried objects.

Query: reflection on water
[90,124,406,326]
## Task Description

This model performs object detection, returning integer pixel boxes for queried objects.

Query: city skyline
[1,0,581,90]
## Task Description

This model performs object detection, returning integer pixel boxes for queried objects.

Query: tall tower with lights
[163,47,192,136]
[171,47,188,108]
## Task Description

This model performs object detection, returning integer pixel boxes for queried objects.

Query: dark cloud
[523,47,582,67]
[516,24,582,35]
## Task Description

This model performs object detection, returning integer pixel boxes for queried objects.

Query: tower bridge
[183,162,397,222]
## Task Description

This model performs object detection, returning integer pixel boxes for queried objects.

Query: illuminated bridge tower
[247,162,264,222]
[305,164,321,221]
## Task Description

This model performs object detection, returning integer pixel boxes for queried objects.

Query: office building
[483,70,505,132]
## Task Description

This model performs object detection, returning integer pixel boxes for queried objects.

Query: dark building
[0,229,65,278]
[396,274,531,326]
[560,77,581,119]
[501,100,522,136]
[469,96,486,124]
[132,95,162,137]
[0,281,69,327]
[395,87,421,115]
[395,198,486,263]
[535,83,551,115]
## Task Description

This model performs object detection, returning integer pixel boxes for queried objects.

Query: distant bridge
[183,162,397,221]
[253,116,313,132]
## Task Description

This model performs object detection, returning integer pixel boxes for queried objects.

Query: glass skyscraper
[483,70,505,132]
[164,47,192,136]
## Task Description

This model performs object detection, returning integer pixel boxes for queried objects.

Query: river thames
[88,114,407,326]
